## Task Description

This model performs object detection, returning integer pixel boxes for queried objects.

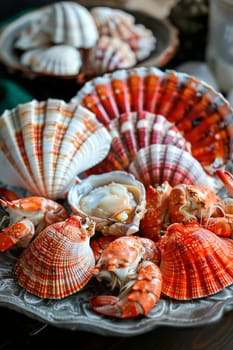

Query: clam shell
[158,221,233,299]
[128,144,211,187]
[45,1,99,48]
[0,98,111,199]
[67,170,146,236]
[86,35,136,75]
[14,216,96,299]
[71,67,233,174]
[21,45,82,76]
[86,111,191,175]
[126,24,156,61]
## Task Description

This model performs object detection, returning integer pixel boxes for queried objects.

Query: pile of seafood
[13,1,156,77]
[0,66,233,319]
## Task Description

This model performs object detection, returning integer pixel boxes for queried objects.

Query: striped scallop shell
[45,1,99,48]
[15,216,95,299]
[158,221,233,300]
[68,171,146,236]
[0,98,111,199]
[128,144,211,187]
[126,24,156,61]
[86,35,136,75]
[20,45,82,76]
[71,67,233,175]
[85,111,191,175]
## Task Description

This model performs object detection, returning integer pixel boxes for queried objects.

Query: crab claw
[216,169,233,197]
[0,219,35,252]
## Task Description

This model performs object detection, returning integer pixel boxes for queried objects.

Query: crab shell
[0,98,111,199]
[67,171,146,236]
[14,216,96,299]
[158,221,233,300]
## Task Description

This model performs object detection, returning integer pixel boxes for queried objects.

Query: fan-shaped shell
[45,1,99,48]
[14,216,96,299]
[85,111,191,175]
[71,67,233,175]
[14,14,50,50]
[158,221,233,300]
[86,35,136,75]
[90,6,135,40]
[20,45,82,76]
[0,98,111,199]
[67,171,146,236]
[126,24,156,61]
[129,144,211,188]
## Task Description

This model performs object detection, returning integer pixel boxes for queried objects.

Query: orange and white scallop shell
[0,98,111,199]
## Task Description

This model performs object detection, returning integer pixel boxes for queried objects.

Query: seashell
[128,144,211,188]
[67,170,146,236]
[86,111,191,175]
[15,215,96,299]
[14,14,50,50]
[0,98,111,199]
[158,221,233,300]
[86,35,136,75]
[91,7,156,62]
[126,24,156,61]
[20,45,82,76]
[71,67,233,175]
[45,1,99,48]
[90,6,135,40]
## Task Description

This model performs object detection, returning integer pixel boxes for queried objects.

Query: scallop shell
[86,111,191,175]
[45,1,99,48]
[67,170,146,236]
[15,216,96,299]
[158,221,233,300]
[0,98,111,199]
[71,67,233,175]
[90,7,156,62]
[129,144,211,188]
[90,6,135,40]
[126,24,156,61]
[20,45,82,76]
[14,15,50,50]
[86,35,136,75]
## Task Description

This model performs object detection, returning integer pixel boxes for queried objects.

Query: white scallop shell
[68,171,146,236]
[14,15,50,50]
[86,35,136,75]
[0,98,111,199]
[45,1,99,48]
[20,45,82,76]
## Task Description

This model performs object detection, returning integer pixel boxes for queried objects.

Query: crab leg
[216,169,233,197]
[0,219,35,252]
[90,261,162,318]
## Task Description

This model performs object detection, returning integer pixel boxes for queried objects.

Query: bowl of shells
[0,1,179,81]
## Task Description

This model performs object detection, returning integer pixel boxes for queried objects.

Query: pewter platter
[0,5,179,80]
[1,245,233,337]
